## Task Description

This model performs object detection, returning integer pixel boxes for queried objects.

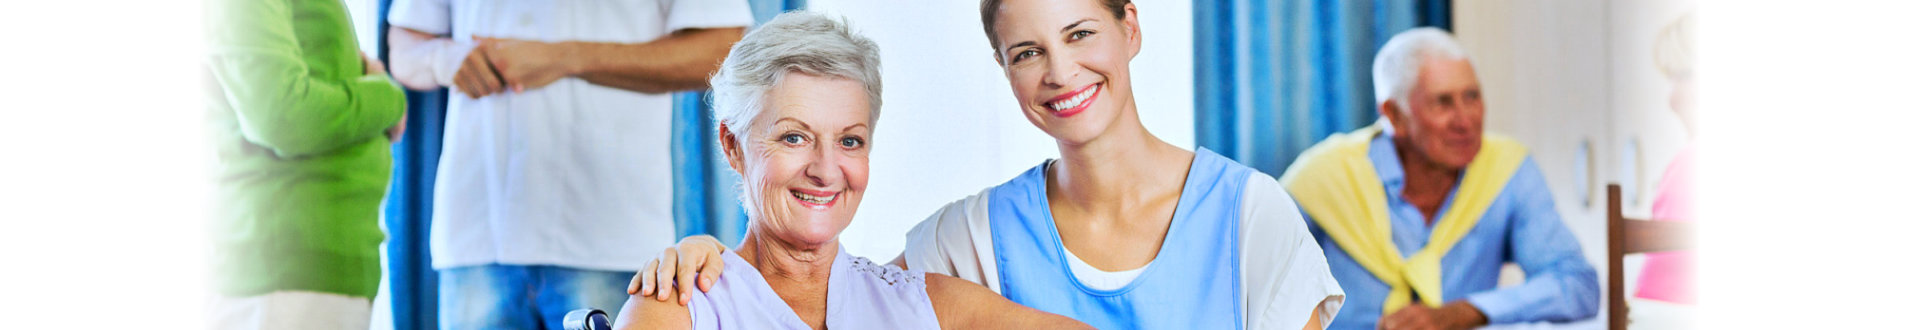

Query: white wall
[1607,2,1696,329]
[1455,0,1615,278]
[1608,0,1695,215]
[1454,0,1695,328]
[803,0,1195,260]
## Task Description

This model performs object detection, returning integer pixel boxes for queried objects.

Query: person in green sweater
[203,0,406,328]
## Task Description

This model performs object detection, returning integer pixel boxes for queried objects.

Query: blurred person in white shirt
[385,1,752,328]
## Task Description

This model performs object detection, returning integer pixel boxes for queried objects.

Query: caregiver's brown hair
[980,0,1132,62]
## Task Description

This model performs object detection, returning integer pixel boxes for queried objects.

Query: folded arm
[567,27,744,94]
[384,25,466,91]
[207,0,405,158]
[1462,161,1602,324]
[387,26,741,97]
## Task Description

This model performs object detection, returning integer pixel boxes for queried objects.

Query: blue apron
[989,148,1249,330]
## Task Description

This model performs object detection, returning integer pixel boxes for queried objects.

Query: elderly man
[385,1,751,328]
[1279,28,1599,330]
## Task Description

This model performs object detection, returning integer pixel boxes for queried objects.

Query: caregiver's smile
[1043,82,1102,118]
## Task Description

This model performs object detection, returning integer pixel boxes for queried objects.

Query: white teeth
[1050,99,1076,111]
[791,190,836,204]
[1047,84,1098,111]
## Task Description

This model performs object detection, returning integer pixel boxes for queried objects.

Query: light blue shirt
[989,148,1248,329]
[1301,133,1599,329]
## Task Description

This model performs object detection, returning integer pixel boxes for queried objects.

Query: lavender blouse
[685,247,941,329]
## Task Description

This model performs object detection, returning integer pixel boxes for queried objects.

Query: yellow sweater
[1279,124,1527,315]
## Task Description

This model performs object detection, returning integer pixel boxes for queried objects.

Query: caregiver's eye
[839,136,864,149]
[1070,30,1094,40]
[1011,49,1040,63]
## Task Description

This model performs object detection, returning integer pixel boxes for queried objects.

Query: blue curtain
[674,0,804,249]
[1194,0,1450,175]
[376,1,442,328]
[380,1,801,329]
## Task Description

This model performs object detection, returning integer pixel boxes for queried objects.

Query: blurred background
[9,0,1920,329]
[342,0,1694,328]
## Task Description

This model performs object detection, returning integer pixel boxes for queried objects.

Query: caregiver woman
[636,1,1345,329]
[613,12,1087,329]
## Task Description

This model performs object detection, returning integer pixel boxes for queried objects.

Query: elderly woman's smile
[789,188,838,207]
[615,12,1097,330]
[730,71,874,245]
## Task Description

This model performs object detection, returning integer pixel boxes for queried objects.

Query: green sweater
[204,0,405,298]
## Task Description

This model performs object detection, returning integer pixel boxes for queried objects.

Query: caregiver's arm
[926,274,1092,329]
[629,235,729,305]
[1242,176,1346,330]
[633,193,995,306]
[897,194,992,278]
[1303,305,1324,330]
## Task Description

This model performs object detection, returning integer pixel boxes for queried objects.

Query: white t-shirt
[1060,245,1149,291]
[904,171,1347,329]
[387,0,753,271]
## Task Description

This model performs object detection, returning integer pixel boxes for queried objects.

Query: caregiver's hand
[628,235,728,306]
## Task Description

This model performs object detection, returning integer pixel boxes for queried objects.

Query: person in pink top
[1635,13,1695,304]
[611,12,1089,329]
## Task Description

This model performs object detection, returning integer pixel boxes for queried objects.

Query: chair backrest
[1607,184,1693,330]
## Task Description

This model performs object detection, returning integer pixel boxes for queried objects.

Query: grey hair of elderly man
[1372,27,1472,109]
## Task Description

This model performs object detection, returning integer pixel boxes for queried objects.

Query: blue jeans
[438,265,635,330]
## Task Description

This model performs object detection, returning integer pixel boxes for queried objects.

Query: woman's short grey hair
[1372,27,1470,107]
[710,11,883,139]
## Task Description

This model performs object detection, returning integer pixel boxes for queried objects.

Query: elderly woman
[612,12,1087,330]
[637,1,1347,329]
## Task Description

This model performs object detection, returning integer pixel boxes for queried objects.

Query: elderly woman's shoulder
[613,287,694,330]
[846,255,926,288]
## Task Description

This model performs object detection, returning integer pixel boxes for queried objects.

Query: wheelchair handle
[563,308,612,330]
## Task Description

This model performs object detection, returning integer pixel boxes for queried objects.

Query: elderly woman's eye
[839,136,864,149]
[781,133,806,145]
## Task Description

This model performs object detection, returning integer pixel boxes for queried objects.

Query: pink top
[1635,144,1695,303]
[685,247,941,329]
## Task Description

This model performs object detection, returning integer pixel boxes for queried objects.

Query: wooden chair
[1607,184,1693,330]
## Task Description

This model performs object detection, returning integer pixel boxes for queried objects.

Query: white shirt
[904,171,1347,329]
[1060,245,1149,291]
[387,0,753,271]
